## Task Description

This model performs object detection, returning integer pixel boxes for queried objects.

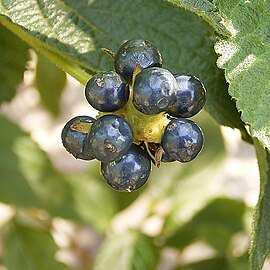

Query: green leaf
[0,116,41,207]
[166,198,246,253]
[3,220,69,270]
[249,140,270,270]
[35,53,66,116]
[0,24,28,103]
[0,0,245,130]
[213,0,270,149]
[94,231,159,270]
[0,115,118,231]
[165,0,228,35]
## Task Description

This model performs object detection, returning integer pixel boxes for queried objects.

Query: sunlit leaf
[213,0,270,149]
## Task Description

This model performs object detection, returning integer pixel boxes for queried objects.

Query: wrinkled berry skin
[61,116,95,160]
[168,75,206,118]
[85,71,129,112]
[114,39,163,84]
[88,114,134,162]
[133,67,178,115]
[101,144,151,192]
[161,118,203,162]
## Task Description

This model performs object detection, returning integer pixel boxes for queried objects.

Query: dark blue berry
[161,151,175,163]
[161,118,203,162]
[133,67,178,115]
[168,75,206,118]
[88,114,134,162]
[114,39,162,84]
[101,144,151,192]
[61,116,95,160]
[85,71,129,112]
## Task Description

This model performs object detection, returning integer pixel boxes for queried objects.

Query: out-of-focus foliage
[35,53,66,116]
[0,24,29,103]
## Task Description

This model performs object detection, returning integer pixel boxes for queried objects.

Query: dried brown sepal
[155,146,165,168]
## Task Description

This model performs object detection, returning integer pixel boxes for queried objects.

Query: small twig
[101,47,115,59]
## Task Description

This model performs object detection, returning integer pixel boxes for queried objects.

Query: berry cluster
[62,39,206,192]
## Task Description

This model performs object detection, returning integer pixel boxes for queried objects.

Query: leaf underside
[213,0,270,150]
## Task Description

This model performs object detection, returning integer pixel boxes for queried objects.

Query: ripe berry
[168,75,206,118]
[114,39,162,84]
[161,118,203,162]
[61,116,95,160]
[88,114,134,162]
[133,67,178,115]
[85,71,129,112]
[161,151,175,163]
[61,39,207,192]
[101,144,151,192]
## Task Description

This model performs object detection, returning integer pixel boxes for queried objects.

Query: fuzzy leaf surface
[213,0,270,149]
